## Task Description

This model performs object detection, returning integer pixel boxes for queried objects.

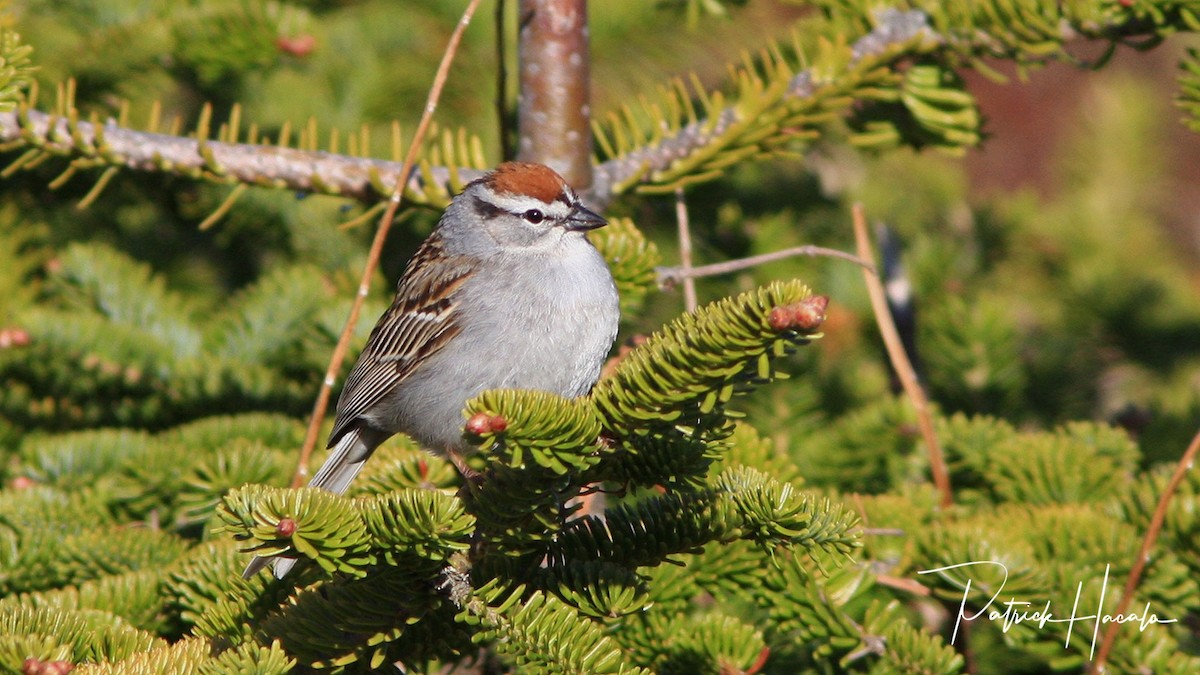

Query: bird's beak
[564,203,607,231]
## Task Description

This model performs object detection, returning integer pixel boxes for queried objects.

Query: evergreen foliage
[0,0,1199,673]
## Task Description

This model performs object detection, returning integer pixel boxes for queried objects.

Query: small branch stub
[769,295,829,332]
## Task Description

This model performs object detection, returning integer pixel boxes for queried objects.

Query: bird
[244,162,620,578]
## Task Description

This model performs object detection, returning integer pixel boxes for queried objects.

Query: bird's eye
[522,209,545,224]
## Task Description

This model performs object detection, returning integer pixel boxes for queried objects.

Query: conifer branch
[0,107,474,203]
[3,7,1192,204]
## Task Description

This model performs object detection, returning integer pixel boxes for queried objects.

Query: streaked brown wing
[327,233,473,445]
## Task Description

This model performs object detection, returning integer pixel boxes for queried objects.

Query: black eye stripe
[472,195,507,220]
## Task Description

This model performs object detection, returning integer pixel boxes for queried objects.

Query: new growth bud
[465,412,508,435]
[768,295,829,332]
[276,518,298,537]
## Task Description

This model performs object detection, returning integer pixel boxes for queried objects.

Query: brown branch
[588,8,935,201]
[517,0,594,189]
[289,0,485,487]
[1090,425,1200,672]
[851,204,952,510]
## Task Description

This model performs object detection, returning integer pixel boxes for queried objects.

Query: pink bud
[276,518,297,537]
[0,327,30,349]
[23,658,75,675]
[277,35,316,57]
[768,307,793,331]
[792,295,829,331]
[465,412,493,435]
[768,295,829,332]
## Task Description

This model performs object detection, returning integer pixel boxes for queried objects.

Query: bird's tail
[242,427,380,579]
[308,426,378,495]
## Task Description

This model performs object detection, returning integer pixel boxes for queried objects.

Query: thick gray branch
[0,110,481,201]
[0,10,935,205]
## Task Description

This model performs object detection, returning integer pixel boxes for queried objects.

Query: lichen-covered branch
[1,5,1195,207]
[0,108,483,206]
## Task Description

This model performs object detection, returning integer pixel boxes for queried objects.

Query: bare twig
[657,245,873,286]
[1090,425,1200,672]
[851,204,952,510]
[673,187,697,311]
[290,0,484,487]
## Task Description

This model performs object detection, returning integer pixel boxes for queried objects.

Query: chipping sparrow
[244,162,620,578]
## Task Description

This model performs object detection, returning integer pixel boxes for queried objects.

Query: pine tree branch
[590,8,934,198]
[0,10,937,204]
[0,108,476,202]
[3,8,1188,204]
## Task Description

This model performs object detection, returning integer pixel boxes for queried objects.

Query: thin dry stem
[851,204,952,510]
[290,0,484,487]
[1090,425,1200,672]
[875,574,931,596]
[657,245,872,286]
[674,187,697,312]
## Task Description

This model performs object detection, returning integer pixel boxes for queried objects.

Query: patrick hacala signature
[918,560,1177,659]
